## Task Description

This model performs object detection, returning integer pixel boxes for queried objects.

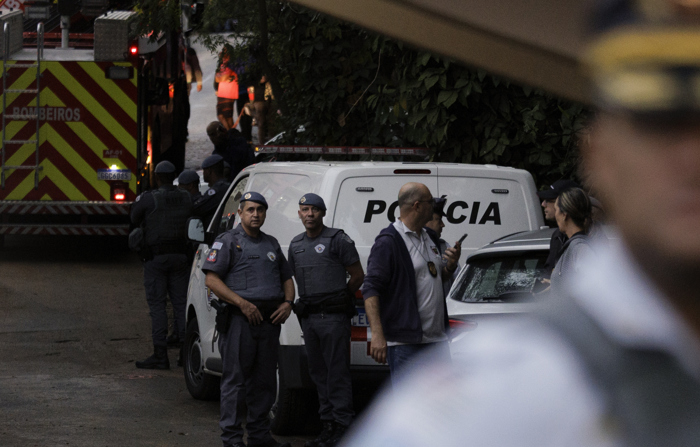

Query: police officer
[130,160,192,369]
[203,191,294,447]
[162,168,202,348]
[193,154,230,228]
[288,193,364,447]
[177,169,202,202]
[424,196,461,298]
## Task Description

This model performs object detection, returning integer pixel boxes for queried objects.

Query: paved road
[184,35,259,171]
[0,234,311,447]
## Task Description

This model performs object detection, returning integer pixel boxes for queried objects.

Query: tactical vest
[144,187,192,247]
[289,227,348,302]
[541,297,700,447]
[225,230,285,302]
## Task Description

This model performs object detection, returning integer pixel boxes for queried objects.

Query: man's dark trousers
[143,253,189,347]
[301,313,354,426]
[218,314,281,446]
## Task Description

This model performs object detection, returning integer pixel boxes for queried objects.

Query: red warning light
[129,45,138,55]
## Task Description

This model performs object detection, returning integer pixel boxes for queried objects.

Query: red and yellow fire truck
[0,10,187,242]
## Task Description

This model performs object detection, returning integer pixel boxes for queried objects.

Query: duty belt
[149,243,188,256]
[231,299,283,321]
[303,296,347,315]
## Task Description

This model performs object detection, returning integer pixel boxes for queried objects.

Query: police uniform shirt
[202,225,293,301]
[193,179,230,219]
[288,228,360,301]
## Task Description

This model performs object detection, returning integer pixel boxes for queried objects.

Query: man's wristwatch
[285,300,295,310]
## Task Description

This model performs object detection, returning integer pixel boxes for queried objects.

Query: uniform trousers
[219,314,281,446]
[143,253,189,347]
[301,312,354,426]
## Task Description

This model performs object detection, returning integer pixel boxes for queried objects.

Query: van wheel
[271,380,319,435]
[184,318,220,400]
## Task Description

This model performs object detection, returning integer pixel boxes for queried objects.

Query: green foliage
[143,0,590,185]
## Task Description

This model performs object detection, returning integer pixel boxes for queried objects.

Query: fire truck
[0,9,188,244]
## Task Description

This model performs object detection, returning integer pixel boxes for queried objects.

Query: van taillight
[449,318,477,332]
[113,189,126,201]
[393,169,431,174]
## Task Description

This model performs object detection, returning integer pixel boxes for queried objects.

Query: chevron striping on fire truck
[0,10,190,242]
[0,60,138,202]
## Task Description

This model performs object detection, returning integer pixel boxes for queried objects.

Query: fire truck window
[219,176,249,233]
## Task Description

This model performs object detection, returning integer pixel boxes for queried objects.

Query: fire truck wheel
[183,318,220,400]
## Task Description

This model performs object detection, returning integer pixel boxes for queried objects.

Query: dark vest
[226,230,285,302]
[541,297,700,447]
[290,227,347,303]
[144,187,192,247]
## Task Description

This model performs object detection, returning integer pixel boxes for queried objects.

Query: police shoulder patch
[341,233,354,244]
[207,250,218,262]
[212,241,223,250]
[135,194,142,202]
[207,189,216,196]
[267,251,276,261]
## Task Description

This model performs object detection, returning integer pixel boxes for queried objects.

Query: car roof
[467,227,554,259]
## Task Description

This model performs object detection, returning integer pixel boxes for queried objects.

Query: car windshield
[449,251,548,303]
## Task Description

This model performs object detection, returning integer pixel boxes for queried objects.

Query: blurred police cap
[202,154,224,169]
[155,160,176,174]
[178,169,200,185]
[587,0,700,114]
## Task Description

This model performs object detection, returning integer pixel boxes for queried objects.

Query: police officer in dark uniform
[193,154,230,228]
[177,169,202,202]
[203,191,294,447]
[130,160,192,369]
[288,193,364,447]
[161,168,202,349]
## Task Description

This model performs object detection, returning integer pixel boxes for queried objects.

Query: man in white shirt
[362,182,460,381]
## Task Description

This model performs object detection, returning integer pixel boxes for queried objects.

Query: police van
[183,160,544,433]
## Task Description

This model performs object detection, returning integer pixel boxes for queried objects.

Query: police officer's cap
[202,154,224,169]
[240,191,268,210]
[154,160,176,174]
[299,193,326,211]
[178,169,200,185]
[433,195,447,217]
[537,179,580,200]
[587,0,700,114]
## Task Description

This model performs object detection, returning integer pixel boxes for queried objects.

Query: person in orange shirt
[215,48,239,130]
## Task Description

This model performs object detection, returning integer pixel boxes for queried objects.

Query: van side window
[246,173,310,245]
[218,176,249,234]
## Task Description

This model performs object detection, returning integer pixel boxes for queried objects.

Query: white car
[446,228,553,344]
[182,161,545,434]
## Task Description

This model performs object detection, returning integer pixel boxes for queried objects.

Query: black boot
[319,422,348,447]
[166,333,181,348]
[305,421,335,447]
[135,346,169,370]
[177,346,184,367]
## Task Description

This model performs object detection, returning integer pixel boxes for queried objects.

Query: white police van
[183,160,544,434]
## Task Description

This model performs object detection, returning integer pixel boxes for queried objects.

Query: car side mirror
[187,217,205,242]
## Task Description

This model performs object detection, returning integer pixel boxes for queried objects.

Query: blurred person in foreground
[551,187,595,293]
[342,1,700,446]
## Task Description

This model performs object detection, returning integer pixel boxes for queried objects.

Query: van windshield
[449,252,548,303]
